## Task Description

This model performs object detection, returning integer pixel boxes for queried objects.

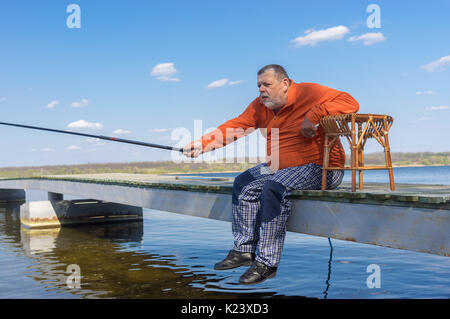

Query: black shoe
[238,261,277,285]
[214,250,255,270]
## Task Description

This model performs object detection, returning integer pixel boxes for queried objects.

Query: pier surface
[0,173,449,256]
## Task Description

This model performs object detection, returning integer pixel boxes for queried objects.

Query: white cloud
[31,147,52,152]
[66,145,81,151]
[0,97,7,102]
[41,147,52,152]
[67,119,103,129]
[416,90,434,95]
[70,98,91,108]
[425,105,449,111]
[421,55,450,72]
[207,78,229,89]
[151,128,169,133]
[46,100,59,109]
[206,78,243,89]
[228,80,244,86]
[410,116,432,123]
[291,25,350,47]
[113,129,131,135]
[348,32,386,46]
[85,137,106,146]
[150,63,180,82]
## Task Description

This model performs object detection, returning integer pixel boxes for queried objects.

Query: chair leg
[357,122,364,190]
[351,118,357,192]
[358,148,364,190]
[322,135,330,190]
[384,133,395,191]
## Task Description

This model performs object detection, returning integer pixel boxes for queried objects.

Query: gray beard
[262,98,282,111]
[262,100,275,109]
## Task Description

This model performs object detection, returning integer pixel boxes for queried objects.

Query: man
[183,64,359,284]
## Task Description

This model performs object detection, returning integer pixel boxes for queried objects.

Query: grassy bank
[0,152,448,178]
[0,161,258,178]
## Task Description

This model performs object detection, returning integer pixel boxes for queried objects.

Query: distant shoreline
[0,153,448,178]
[165,164,449,175]
[392,164,449,168]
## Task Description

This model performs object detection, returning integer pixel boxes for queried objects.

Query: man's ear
[282,78,290,92]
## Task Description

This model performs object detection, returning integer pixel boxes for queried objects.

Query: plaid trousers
[231,163,343,267]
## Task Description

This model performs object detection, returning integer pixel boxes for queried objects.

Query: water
[182,165,450,186]
[0,166,449,299]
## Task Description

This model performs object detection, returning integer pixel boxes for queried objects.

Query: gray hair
[257,64,289,82]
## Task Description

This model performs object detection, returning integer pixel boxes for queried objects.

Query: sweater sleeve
[200,100,260,151]
[305,91,360,124]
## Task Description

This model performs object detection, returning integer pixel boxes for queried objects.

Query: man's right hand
[301,117,318,138]
[183,140,203,158]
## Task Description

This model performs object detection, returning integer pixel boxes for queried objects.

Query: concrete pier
[0,173,449,256]
[20,199,143,229]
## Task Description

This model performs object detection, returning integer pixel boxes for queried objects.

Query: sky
[0,0,449,167]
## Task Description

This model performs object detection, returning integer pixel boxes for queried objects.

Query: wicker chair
[319,113,395,192]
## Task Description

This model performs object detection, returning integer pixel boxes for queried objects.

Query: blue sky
[0,0,449,167]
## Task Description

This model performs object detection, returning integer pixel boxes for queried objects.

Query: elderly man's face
[257,69,289,111]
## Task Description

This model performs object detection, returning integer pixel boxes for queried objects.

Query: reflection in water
[0,201,24,240]
[323,238,333,299]
[1,202,307,298]
[4,199,449,298]
[21,228,60,255]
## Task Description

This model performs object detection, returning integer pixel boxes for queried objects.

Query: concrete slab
[20,199,143,229]
[0,174,448,256]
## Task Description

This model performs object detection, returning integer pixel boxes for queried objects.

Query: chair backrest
[320,114,352,136]
[320,113,393,138]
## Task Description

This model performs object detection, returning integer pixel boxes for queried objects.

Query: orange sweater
[200,81,359,170]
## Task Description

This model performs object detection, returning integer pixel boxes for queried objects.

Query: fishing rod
[0,121,184,152]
